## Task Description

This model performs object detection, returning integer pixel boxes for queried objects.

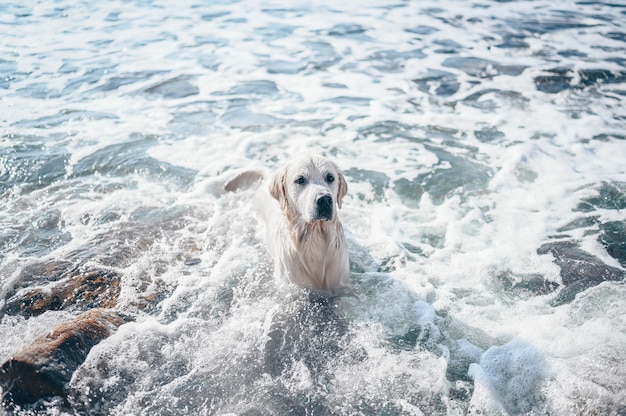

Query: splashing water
[1,0,626,414]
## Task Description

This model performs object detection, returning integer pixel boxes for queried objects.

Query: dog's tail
[224,170,264,193]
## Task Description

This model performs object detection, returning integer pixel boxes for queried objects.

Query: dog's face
[270,155,347,223]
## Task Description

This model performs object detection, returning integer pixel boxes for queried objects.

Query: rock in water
[537,241,625,306]
[0,309,131,407]
[3,263,121,317]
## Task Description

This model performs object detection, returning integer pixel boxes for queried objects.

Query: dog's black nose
[316,194,333,220]
[317,194,332,209]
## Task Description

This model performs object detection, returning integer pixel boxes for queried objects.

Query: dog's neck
[290,216,336,247]
[287,216,344,290]
[296,220,328,245]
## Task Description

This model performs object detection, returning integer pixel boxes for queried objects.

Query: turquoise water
[1,0,626,414]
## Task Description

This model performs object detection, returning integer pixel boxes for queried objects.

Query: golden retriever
[228,155,353,295]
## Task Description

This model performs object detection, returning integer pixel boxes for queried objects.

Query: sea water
[1,0,625,414]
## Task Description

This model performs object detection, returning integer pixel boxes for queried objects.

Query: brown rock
[4,266,121,317]
[0,309,132,406]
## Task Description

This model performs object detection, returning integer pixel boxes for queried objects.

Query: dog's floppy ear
[336,169,348,209]
[269,170,289,212]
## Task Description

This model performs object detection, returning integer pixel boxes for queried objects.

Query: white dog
[227,155,353,295]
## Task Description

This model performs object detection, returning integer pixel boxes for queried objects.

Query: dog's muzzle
[315,194,334,221]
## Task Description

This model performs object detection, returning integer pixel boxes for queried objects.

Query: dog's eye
[295,176,306,185]
[325,174,335,184]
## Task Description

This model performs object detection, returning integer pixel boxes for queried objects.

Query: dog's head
[270,154,347,223]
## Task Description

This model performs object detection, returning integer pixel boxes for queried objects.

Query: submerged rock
[599,221,626,267]
[0,309,132,407]
[497,272,559,298]
[537,241,625,306]
[4,263,121,317]
[575,181,626,212]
